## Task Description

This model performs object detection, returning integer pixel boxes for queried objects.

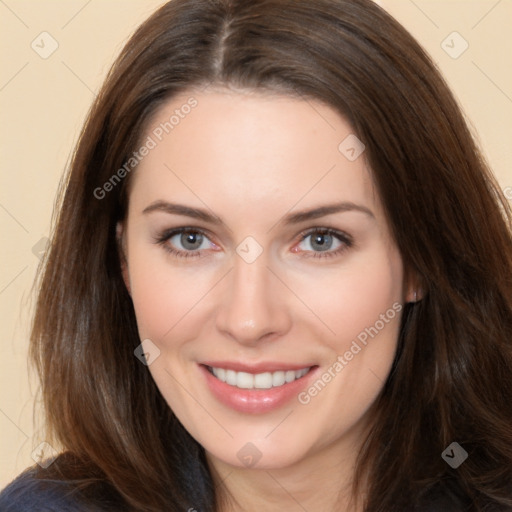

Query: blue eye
[170,231,208,251]
[296,229,352,258]
[155,228,216,258]
[154,227,353,260]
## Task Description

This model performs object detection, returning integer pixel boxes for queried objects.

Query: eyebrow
[142,201,223,224]
[282,202,374,224]
[142,200,374,225]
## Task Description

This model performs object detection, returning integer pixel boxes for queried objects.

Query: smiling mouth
[205,365,314,390]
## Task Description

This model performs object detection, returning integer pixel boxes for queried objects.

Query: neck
[208,434,368,512]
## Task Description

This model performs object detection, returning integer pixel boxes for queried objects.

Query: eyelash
[296,228,353,259]
[153,227,353,260]
[154,228,213,259]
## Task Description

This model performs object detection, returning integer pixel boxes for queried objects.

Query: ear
[404,268,424,304]
[116,222,131,296]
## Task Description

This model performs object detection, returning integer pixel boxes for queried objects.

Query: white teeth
[272,371,286,387]
[215,368,226,382]
[210,366,311,389]
[254,372,273,389]
[237,372,254,389]
[225,369,236,385]
[285,370,296,383]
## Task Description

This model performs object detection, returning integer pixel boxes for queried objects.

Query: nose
[215,255,292,346]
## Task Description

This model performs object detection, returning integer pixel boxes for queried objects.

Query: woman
[1,0,511,510]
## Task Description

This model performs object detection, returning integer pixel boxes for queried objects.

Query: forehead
[128,90,381,225]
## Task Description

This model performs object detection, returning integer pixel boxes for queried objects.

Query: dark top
[0,463,473,511]
[0,465,128,512]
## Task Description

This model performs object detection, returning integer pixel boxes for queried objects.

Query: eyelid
[153,226,219,258]
[296,227,353,246]
[155,226,214,243]
[154,226,353,260]
[292,227,353,258]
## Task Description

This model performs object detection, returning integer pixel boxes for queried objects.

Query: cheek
[293,247,404,349]
[127,247,214,341]
[297,248,403,414]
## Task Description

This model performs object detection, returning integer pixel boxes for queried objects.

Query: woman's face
[120,89,411,470]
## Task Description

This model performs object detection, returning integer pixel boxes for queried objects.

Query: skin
[119,88,417,511]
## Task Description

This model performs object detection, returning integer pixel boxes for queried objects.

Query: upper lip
[201,361,316,374]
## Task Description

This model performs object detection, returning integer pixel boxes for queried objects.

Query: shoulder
[416,480,512,511]
[415,482,473,512]
[0,468,81,512]
[0,456,127,512]
[414,481,484,512]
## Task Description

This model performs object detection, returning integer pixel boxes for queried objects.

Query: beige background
[0,0,510,488]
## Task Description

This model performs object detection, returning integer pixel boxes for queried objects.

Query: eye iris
[311,232,332,252]
[181,232,203,250]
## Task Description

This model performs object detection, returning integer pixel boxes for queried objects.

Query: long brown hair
[30,0,512,510]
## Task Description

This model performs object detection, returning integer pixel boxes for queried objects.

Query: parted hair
[30,0,512,510]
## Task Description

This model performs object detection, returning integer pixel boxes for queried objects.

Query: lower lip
[199,364,318,414]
